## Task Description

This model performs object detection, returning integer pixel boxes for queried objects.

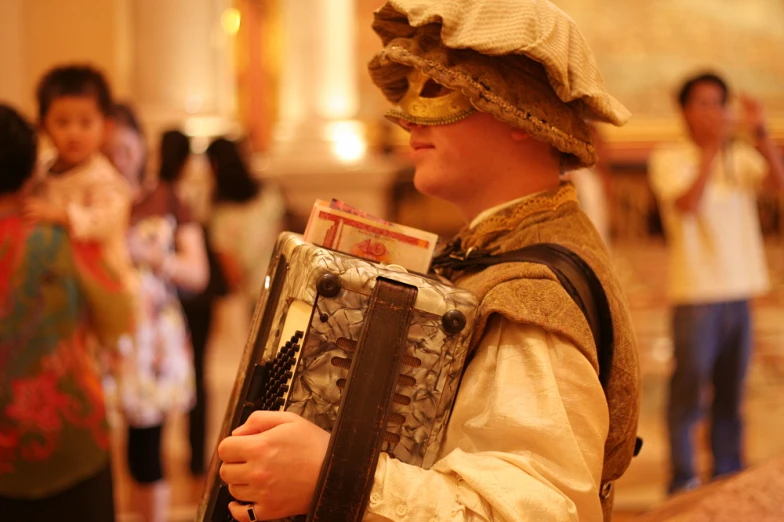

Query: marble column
[262,0,398,222]
[0,0,26,113]
[128,0,240,151]
[127,0,242,222]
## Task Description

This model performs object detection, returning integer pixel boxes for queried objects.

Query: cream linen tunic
[365,198,608,521]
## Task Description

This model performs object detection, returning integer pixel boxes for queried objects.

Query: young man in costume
[218,1,641,520]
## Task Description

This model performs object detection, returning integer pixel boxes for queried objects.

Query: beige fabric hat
[368,0,631,168]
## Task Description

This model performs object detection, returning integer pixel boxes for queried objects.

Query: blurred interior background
[2,0,784,520]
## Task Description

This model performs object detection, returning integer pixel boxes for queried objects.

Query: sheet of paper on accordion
[303,199,438,274]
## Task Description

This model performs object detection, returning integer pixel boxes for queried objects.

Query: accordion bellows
[199,233,478,521]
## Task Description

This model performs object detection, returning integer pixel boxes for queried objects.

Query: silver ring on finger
[247,504,258,522]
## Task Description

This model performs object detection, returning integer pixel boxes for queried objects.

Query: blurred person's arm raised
[673,144,721,214]
[741,95,784,191]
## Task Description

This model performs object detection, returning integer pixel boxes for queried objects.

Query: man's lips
[410,140,435,151]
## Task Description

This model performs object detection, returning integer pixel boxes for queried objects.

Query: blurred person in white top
[205,137,286,311]
[649,72,784,495]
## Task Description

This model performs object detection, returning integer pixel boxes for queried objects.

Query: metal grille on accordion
[198,232,478,522]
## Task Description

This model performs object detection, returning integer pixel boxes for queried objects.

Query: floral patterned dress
[103,183,195,428]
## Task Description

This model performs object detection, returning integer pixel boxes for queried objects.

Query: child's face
[43,96,106,168]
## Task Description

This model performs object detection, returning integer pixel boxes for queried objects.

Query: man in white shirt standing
[649,72,784,494]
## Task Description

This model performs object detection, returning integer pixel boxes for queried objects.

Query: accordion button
[317,273,342,298]
[441,310,467,334]
[395,504,407,516]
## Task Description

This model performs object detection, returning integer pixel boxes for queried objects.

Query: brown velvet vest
[439,183,640,519]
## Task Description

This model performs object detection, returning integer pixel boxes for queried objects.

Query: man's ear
[510,129,530,142]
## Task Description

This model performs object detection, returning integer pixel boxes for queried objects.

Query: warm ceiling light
[221,8,241,35]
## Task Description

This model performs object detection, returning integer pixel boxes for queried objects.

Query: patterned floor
[113,240,784,520]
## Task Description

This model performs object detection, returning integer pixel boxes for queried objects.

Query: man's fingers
[232,410,300,436]
[218,433,261,463]
[218,461,249,485]
[228,484,258,504]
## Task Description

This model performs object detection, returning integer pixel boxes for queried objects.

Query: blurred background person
[158,129,230,479]
[649,72,784,495]
[0,103,134,521]
[205,137,285,313]
[103,103,208,522]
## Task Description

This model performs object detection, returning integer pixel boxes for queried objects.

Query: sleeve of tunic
[364,315,609,521]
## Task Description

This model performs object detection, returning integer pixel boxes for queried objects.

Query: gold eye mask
[385,69,476,127]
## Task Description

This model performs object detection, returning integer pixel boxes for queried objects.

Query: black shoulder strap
[442,243,614,389]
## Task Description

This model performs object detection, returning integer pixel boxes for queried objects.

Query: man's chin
[413,170,448,200]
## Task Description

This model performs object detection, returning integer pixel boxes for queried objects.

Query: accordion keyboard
[257,330,303,410]
[241,298,313,420]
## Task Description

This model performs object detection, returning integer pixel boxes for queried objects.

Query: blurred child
[24,64,135,292]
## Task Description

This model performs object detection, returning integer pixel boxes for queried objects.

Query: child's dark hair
[158,130,191,183]
[0,104,38,194]
[678,72,730,108]
[36,65,113,122]
[110,102,144,137]
[205,137,260,203]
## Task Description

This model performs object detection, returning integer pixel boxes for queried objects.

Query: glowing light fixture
[221,8,241,35]
[325,121,367,163]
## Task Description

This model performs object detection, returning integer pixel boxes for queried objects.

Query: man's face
[43,96,106,168]
[404,112,515,206]
[682,82,730,142]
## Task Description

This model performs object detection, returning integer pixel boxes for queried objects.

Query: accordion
[198,232,478,522]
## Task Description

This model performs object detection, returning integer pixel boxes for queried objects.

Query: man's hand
[23,199,68,226]
[739,93,767,135]
[218,411,330,521]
